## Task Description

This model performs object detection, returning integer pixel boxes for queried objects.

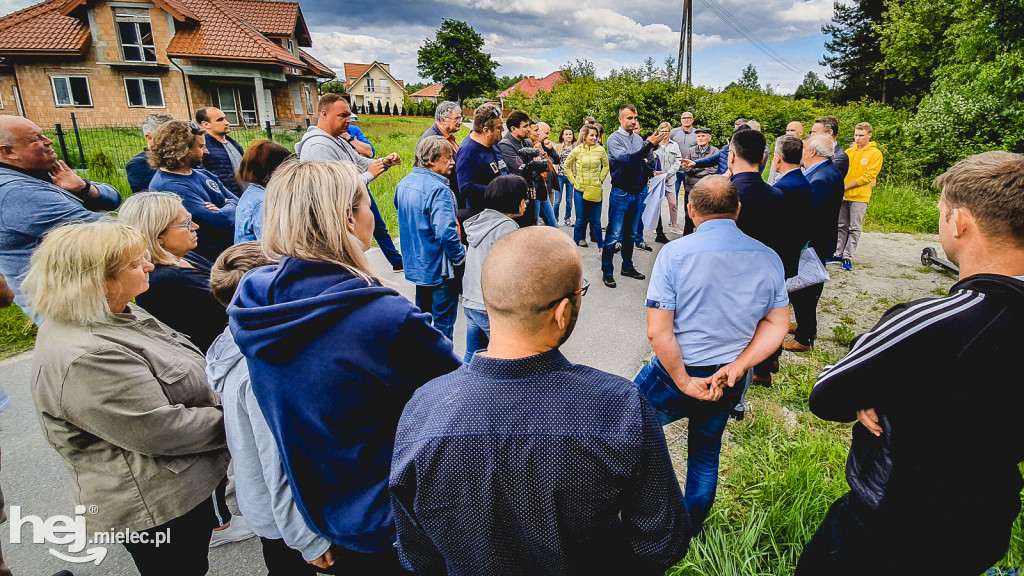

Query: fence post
[54,123,71,165]
[265,120,273,142]
[70,113,86,169]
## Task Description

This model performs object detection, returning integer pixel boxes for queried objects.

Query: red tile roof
[299,49,333,78]
[0,10,89,54]
[496,71,566,99]
[165,0,305,67]
[226,0,310,45]
[411,83,443,98]
[344,62,372,87]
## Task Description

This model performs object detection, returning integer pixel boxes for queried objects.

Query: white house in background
[409,83,443,103]
[344,61,406,113]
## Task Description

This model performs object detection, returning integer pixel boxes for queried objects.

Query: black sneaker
[602,276,617,288]
[654,235,670,244]
[621,269,646,280]
[392,262,404,272]
[635,241,653,252]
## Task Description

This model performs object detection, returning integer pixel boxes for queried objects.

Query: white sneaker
[668,226,684,235]
[209,515,256,548]
[225,475,235,496]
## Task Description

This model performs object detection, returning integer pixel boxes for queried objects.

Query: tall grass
[671,349,1024,575]
[863,179,940,234]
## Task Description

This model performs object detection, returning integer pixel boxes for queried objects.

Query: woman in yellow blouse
[564,124,610,248]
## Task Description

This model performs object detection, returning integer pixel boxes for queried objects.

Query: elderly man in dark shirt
[391,226,691,576]
[419,101,464,207]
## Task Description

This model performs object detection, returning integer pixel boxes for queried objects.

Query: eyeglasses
[168,216,193,230]
[188,121,202,135]
[489,106,501,118]
[545,279,590,309]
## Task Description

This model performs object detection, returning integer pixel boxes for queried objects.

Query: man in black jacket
[799,150,1024,575]
[784,133,845,352]
[197,107,245,196]
[495,110,536,227]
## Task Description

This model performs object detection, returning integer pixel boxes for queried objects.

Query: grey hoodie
[294,125,375,186]
[205,327,331,561]
[462,209,519,310]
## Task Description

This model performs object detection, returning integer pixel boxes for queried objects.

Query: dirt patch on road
[815,231,956,340]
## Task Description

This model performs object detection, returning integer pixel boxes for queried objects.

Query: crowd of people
[0,88,1020,576]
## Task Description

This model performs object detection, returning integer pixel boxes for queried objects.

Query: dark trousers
[753,346,782,379]
[212,476,232,526]
[681,179,696,234]
[791,282,825,346]
[415,276,461,341]
[261,538,410,576]
[123,496,219,575]
[370,195,403,267]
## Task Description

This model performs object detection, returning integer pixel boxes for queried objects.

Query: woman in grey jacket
[461,175,529,363]
[22,221,230,575]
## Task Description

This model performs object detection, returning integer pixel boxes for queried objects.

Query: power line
[695,0,807,78]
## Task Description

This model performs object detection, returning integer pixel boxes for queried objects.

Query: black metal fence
[44,113,309,198]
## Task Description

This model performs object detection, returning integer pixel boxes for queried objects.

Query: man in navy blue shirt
[772,134,813,279]
[636,176,789,532]
[391,226,691,575]
[455,104,507,218]
[728,129,788,386]
[602,104,661,288]
[196,107,245,196]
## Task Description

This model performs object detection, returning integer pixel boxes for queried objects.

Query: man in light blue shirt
[634,175,789,533]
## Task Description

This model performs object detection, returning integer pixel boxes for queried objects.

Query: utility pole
[675,0,693,87]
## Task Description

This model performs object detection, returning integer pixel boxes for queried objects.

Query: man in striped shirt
[798,151,1024,575]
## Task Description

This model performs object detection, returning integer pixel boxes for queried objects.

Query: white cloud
[778,0,834,23]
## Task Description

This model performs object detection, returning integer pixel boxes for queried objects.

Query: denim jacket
[395,167,466,286]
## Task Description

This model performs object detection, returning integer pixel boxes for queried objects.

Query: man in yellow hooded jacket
[834,122,883,270]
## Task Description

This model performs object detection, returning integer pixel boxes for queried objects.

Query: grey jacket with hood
[206,327,331,561]
[294,125,375,186]
[462,209,519,310]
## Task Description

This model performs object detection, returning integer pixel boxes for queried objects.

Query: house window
[303,85,313,114]
[115,8,157,63]
[380,78,389,93]
[215,86,258,126]
[51,76,92,106]
[291,83,303,115]
[287,38,294,54]
[124,78,164,108]
[366,78,374,93]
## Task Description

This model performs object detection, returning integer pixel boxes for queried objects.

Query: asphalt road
[0,190,671,575]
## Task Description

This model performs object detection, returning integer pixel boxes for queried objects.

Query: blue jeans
[634,355,752,532]
[554,175,573,222]
[572,190,599,243]
[574,195,603,248]
[370,195,402,267]
[535,199,558,227]
[601,187,645,276]
[463,306,490,364]
[414,278,460,340]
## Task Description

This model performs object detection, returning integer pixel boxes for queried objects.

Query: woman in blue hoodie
[228,160,460,573]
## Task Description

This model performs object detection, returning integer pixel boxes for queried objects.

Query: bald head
[689,175,739,219]
[0,116,58,170]
[482,227,582,331]
[786,121,804,138]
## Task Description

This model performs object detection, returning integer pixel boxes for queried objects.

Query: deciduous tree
[418,19,500,104]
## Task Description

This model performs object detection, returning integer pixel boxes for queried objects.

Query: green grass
[863,180,940,234]
[0,305,35,358]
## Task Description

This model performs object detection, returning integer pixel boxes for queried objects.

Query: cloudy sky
[0,0,836,93]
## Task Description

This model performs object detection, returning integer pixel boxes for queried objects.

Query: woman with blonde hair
[23,220,230,574]
[564,124,609,248]
[228,160,460,573]
[119,191,228,352]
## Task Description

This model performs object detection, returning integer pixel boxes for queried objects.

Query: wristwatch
[342,134,354,143]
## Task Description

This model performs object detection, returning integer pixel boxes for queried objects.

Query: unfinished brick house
[0,0,335,128]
